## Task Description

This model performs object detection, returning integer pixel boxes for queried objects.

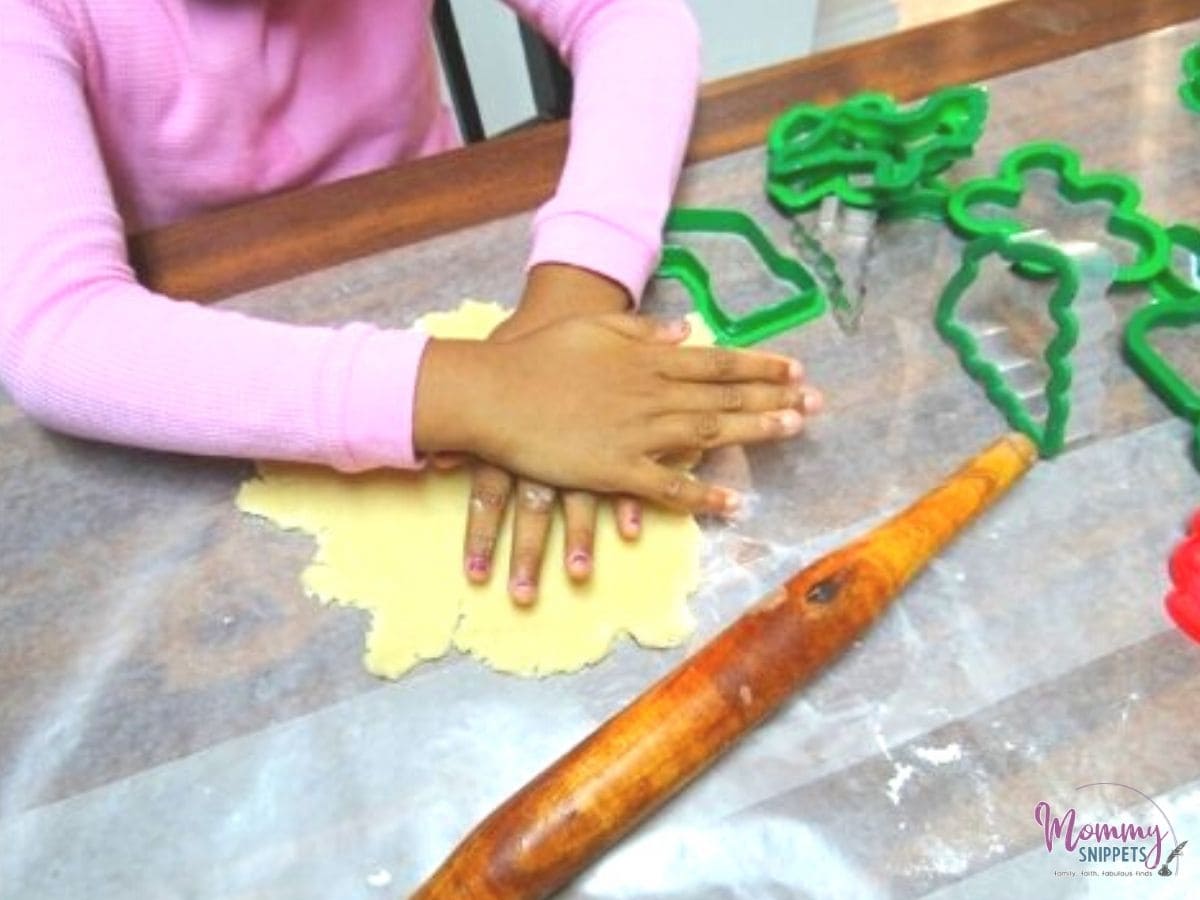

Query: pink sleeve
[506,0,702,299]
[0,1,428,472]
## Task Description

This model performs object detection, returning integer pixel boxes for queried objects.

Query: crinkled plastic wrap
[3,22,1200,900]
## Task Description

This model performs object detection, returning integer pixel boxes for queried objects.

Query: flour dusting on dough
[236,301,708,678]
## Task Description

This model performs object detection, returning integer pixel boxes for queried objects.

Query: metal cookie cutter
[1167,511,1200,644]
[946,141,1170,286]
[655,207,826,347]
[1181,43,1200,114]
[767,88,987,334]
[935,231,1117,458]
[766,86,988,213]
[790,197,879,333]
[1124,224,1200,467]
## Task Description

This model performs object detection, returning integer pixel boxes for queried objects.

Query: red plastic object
[1166,510,1200,643]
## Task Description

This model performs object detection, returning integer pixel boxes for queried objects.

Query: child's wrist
[516,263,631,326]
[413,338,495,455]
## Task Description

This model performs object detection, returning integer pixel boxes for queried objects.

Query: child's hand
[414,311,818,519]
[456,266,646,603]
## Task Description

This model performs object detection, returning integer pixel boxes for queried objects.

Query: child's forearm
[513,0,702,299]
[2,279,430,471]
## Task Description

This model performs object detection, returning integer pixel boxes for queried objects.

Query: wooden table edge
[128,0,1199,302]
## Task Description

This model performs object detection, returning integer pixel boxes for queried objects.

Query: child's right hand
[413,313,818,516]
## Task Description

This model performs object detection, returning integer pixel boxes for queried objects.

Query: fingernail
[568,550,591,570]
[624,508,642,535]
[787,359,803,382]
[801,388,824,414]
[466,555,490,577]
[722,490,742,515]
[769,409,803,435]
[509,576,536,603]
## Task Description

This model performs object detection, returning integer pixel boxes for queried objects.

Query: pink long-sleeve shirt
[0,0,700,470]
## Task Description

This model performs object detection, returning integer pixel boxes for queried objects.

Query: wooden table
[3,2,1198,896]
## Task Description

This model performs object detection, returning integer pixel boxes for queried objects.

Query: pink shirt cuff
[334,325,430,471]
[527,209,661,302]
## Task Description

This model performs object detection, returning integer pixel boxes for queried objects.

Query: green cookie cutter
[878,177,954,223]
[1126,300,1200,420]
[936,233,1083,457]
[1124,224,1200,464]
[1150,222,1200,305]
[655,207,826,347]
[945,141,1170,286]
[766,86,988,214]
[1181,43,1200,113]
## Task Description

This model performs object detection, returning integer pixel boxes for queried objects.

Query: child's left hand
[460,263,644,605]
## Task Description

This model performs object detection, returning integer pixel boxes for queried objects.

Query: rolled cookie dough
[236,301,706,678]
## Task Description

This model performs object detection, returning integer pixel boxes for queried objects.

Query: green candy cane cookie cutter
[946,141,1170,286]
[1124,223,1200,466]
[766,86,988,214]
[656,207,827,347]
[936,233,1084,457]
[1181,43,1200,114]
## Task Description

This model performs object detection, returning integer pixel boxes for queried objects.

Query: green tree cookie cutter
[655,207,826,347]
[936,233,1083,457]
[766,86,988,214]
[945,141,1170,286]
[1181,43,1200,113]
[1124,224,1200,467]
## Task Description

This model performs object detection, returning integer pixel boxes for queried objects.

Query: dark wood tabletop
[129,0,1200,303]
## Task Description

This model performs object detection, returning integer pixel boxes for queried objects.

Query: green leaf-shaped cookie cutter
[946,141,1170,286]
[936,233,1082,457]
[1181,43,1200,114]
[1124,224,1200,468]
[655,207,826,347]
[766,86,988,214]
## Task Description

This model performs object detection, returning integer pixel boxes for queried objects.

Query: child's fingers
[650,409,805,454]
[463,463,513,583]
[660,346,800,385]
[508,479,557,606]
[613,495,642,540]
[623,460,740,517]
[561,491,597,582]
[657,381,809,415]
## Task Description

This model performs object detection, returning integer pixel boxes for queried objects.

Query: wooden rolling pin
[413,433,1036,899]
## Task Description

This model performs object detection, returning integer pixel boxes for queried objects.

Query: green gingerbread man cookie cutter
[946,141,1170,286]
[766,86,988,215]
[936,233,1083,457]
[656,207,827,347]
[1124,223,1200,466]
[1181,43,1200,114]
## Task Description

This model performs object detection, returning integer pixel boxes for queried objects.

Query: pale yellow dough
[236,301,707,678]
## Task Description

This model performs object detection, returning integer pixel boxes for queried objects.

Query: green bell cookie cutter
[655,207,827,347]
[1181,43,1200,113]
[766,86,988,214]
[1125,300,1200,422]
[1124,224,1200,443]
[935,233,1082,457]
[945,141,1170,286]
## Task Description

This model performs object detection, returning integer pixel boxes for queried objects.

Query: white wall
[689,0,817,80]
